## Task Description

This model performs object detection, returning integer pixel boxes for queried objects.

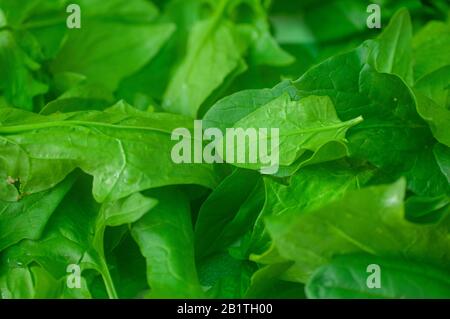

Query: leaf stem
[101,263,119,299]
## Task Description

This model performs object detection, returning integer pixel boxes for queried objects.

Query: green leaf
[234,0,294,67]
[367,9,413,85]
[245,263,305,299]
[219,94,362,173]
[105,232,148,299]
[0,30,48,110]
[248,160,374,256]
[415,92,450,148]
[1,2,449,299]
[40,82,115,115]
[292,16,442,196]
[0,264,91,299]
[0,174,155,299]
[77,0,159,22]
[89,192,156,297]
[203,80,298,131]
[198,251,257,298]
[415,66,450,109]
[162,1,243,117]
[0,0,59,27]
[405,194,450,224]
[254,179,450,283]
[413,20,450,81]
[249,28,294,67]
[195,168,262,259]
[271,0,367,44]
[403,145,450,197]
[434,143,450,183]
[51,22,175,92]
[131,188,204,298]
[117,0,210,105]
[0,173,75,252]
[295,51,431,169]
[0,102,218,202]
[100,192,157,227]
[306,254,450,299]
[162,0,293,118]
[0,175,111,297]
[23,0,169,93]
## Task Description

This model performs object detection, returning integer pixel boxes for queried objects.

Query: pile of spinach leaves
[0,0,449,299]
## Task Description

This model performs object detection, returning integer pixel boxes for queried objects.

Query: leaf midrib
[228,116,363,142]
[0,120,177,135]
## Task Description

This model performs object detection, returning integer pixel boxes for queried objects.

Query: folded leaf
[131,188,204,298]
[195,168,262,259]
[367,9,413,85]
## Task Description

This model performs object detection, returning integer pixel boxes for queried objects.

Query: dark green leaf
[306,254,450,299]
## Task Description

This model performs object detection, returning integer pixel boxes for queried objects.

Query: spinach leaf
[0,264,91,299]
[415,74,450,147]
[0,173,75,252]
[413,20,450,81]
[203,81,298,131]
[0,2,448,300]
[293,9,449,197]
[0,175,112,297]
[162,0,244,117]
[405,194,450,223]
[306,254,450,298]
[131,188,204,298]
[195,168,262,259]
[162,0,293,117]
[254,180,450,283]
[434,143,450,183]
[198,251,257,298]
[0,102,218,202]
[0,30,48,110]
[248,160,374,256]
[245,263,305,299]
[51,22,175,92]
[367,9,413,85]
[0,174,155,298]
[220,94,362,173]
